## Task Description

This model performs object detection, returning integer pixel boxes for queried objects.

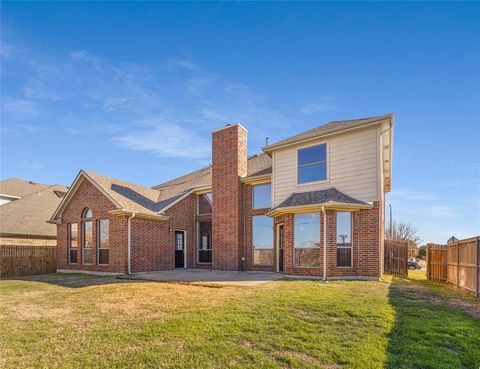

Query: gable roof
[0,184,68,237]
[152,153,273,190]
[51,171,193,222]
[0,178,51,198]
[262,114,394,153]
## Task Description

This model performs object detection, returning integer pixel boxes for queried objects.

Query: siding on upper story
[272,125,381,206]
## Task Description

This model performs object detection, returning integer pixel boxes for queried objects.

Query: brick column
[211,124,248,270]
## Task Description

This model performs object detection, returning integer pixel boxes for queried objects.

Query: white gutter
[322,206,327,281]
[127,212,136,274]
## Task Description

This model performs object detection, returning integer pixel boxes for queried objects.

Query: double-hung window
[294,212,321,267]
[297,144,327,184]
[336,212,352,267]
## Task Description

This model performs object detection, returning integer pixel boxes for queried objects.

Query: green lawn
[0,272,478,369]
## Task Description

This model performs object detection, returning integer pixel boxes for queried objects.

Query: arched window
[82,208,93,218]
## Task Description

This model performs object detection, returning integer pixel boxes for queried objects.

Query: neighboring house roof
[0,178,51,198]
[447,236,459,244]
[0,184,68,237]
[262,114,394,153]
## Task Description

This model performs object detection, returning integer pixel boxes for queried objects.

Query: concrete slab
[125,269,282,287]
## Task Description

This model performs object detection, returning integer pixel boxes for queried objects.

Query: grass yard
[0,272,479,369]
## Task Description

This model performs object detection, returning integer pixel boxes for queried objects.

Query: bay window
[294,212,321,267]
[336,212,352,267]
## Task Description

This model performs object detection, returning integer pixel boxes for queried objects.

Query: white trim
[0,193,21,199]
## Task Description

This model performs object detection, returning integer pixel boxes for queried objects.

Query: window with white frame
[297,144,327,184]
[294,212,321,267]
[252,215,274,265]
[67,223,78,264]
[336,212,352,267]
[253,183,271,209]
[97,219,109,265]
[198,193,212,215]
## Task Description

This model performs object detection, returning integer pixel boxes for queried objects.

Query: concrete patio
[126,269,283,287]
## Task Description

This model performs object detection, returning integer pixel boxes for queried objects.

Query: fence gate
[384,239,408,276]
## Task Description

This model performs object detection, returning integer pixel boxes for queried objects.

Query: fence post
[476,237,479,298]
[456,243,460,288]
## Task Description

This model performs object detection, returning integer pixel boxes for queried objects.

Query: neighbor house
[50,114,393,279]
[0,178,67,245]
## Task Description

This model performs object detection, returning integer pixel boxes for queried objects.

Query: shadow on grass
[385,275,480,369]
[8,272,142,288]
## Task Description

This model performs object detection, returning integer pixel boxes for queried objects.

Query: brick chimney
[211,123,248,270]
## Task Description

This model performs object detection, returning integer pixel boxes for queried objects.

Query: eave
[266,201,373,217]
[108,209,169,222]
[240,174,272,185]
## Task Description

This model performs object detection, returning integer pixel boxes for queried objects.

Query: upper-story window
[297,144,327,184]
[253,183,271,209]
[198,193,212,215]
[82,208,93,218]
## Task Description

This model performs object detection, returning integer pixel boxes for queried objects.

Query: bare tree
[386,221,423,245]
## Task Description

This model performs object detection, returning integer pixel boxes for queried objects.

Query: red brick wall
[56,178,128,273]
[243,183,274,272]
[211,124,247,271]
[130,194,196,272]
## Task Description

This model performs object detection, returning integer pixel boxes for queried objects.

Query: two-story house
[50,114,393,279]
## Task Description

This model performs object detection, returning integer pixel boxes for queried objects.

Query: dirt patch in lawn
[391,277,480,318]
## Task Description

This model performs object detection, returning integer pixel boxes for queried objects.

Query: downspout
[127,212,136,274]
[322,206,327,281]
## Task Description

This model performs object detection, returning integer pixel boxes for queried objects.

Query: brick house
[50,114,393,279]
[0,178,67,245]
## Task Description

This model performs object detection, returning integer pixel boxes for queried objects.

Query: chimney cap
[212,123,248,133]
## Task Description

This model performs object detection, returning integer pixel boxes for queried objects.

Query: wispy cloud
[114,119,210,159]
[301,98,335,114]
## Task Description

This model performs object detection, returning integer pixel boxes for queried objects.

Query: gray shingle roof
[277,188,368,208]
[0,178,52,198]
[263,114,393,152]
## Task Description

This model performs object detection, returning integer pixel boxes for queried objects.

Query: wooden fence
[384,239,408,276]
[0,245,56,279]
[427,237,479,297]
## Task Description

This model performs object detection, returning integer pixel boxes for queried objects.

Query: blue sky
[1,2,479,243]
